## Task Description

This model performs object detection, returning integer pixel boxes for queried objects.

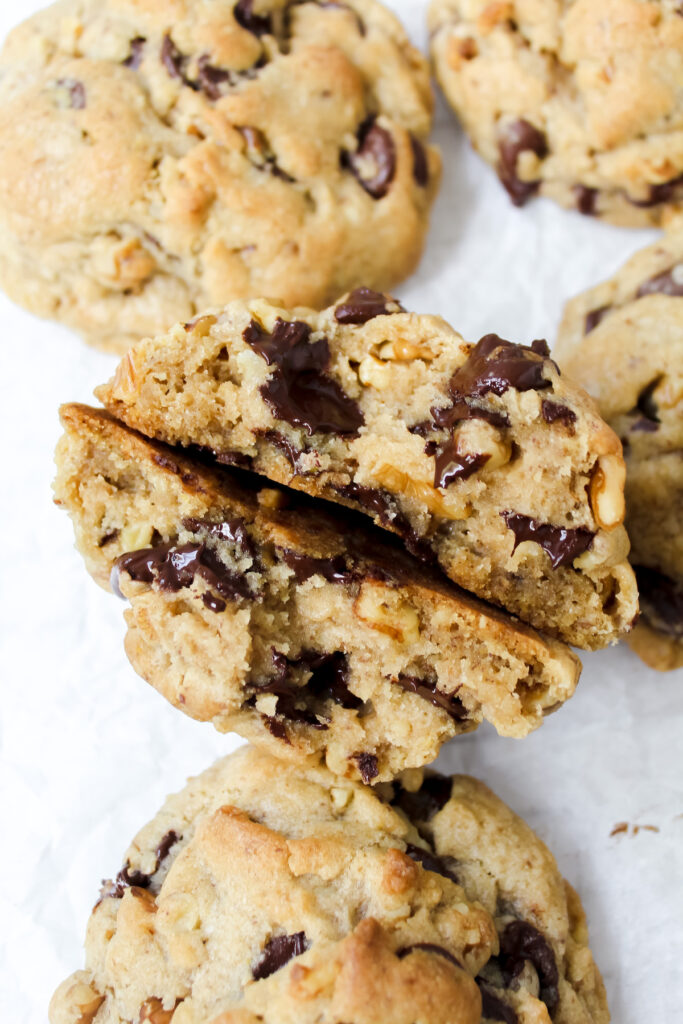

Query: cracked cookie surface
[0,0,439,351]
[556,231,683,670]
[96,291,638,648]
[429,0,683,225]
[48,746,609,1024]
[54,403,581,782]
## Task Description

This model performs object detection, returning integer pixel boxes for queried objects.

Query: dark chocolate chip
[584,305,611,334]
[627,173,683,208]
[234,0,272,36]
[123,37,146,69]
[354,752,379,784]
[263,715,290,742]
[252,932,308,980]
[334,287,402,324]
[478,983,518,1024]
[636,266,683,298]
[281,549,352,584]
[498,120,547,206]
[98,529,119,548]
[333,484,435,564]
[101,831,180,902]
[541,400,577,429]
[448,334,553,402]
[155,830,180,865]
[501,511,594,569]
[404,842,459,885]
[574,185,598,216]
[410,135,429,187]
[248,657,330,731]
[343,117,396,199]
[112,539,255,605]
[432,438,489,489]
[427,398,510,435]
[631,377,661,429]
[396,943,463,969]
[499,921,559,1015]
[196,55,233,99]
[394,675,468,721]
[57,78,86,109]
[634,566,683,639]
[244,318,365,436]
[161,34,192,83]
[392,773,452,823]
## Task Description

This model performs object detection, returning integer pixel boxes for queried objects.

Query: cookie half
[0,0,439,351]
[55,403,580,782]
[49,745,609,1024]
[429,0,683,225]
[96,292,638,648]
[556,231,683,671]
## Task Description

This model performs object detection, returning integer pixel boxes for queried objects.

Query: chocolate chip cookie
[49,746,609,1024]
[55,403,580,782]
[429,0,683,225]
[0,0,439,352]
[556,232,683,671]
[96,291,638,649]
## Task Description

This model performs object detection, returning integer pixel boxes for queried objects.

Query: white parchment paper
[0,3,681,1021]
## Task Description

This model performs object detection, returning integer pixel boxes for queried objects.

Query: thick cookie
[0,0,439,351]
[54,403,580,782]
[429,0,683,226]
[96,292,638,648]
[556,232,683,671]
[48,746,609,1024]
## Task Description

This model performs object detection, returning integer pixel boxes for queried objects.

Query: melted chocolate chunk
[541,400,576,429]
[343,117,396,199]
[112,539,255,605]
[410,135,429,187]
[499,921,559,1015]
[394,675,468,721]
[123,37,146,69]
[334,287,402,324]
[433,438,489,489]
[630,378,661,431]
[634,566,683,638]
[448,335,553,404]
[281,549,352,584]
[574,185,598,216]
[161,34,193,84]
[628,173,683,208]
[196,56,233,99]
[234,0,272,36]
[98,529,119,548]
[306,651,362,710]
[584,305,611,334]
[263,715,290,742]
[252,932,308,980]
[501,512,594,569]
[397,943,463,969]
[354,752,379,784]
[404,842,459,884]
[101,831,180,901]
[334,484,435,564]
[57,78,86,109]
[244,318,364,436]
[478,984,518,1024]
[249,654,329,731]
[263,429,302,468]
[392,773,452,823]
[636,266,683,298]
[498,120,547,206]
[429,397,510,432]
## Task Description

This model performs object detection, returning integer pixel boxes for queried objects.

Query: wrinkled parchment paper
[0,3,681,1020]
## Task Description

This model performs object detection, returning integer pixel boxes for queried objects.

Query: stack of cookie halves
[6,0,682,1022]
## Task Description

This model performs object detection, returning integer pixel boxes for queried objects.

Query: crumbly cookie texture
[429,0,683,226]
[97,291,638,649]
[54,404,580,782]
[48,746,609,1024]
[0,0,439,352]
[556,231,683,671]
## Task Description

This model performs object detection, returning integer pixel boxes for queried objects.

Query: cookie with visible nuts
[48,745,609,1024]
[54,403,581,782]
[556,231,683,670]
[96,291,637,648]
[0,0,439,351]
[429,0,683,225]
